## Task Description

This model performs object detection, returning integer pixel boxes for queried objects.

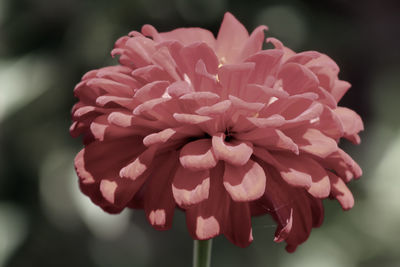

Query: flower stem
[193,239,213,267]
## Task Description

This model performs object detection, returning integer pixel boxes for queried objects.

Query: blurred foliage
[0,0,400,266]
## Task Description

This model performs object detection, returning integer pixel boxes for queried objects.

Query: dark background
[1,0,399,266]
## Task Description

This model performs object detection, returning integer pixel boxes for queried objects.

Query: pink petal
[90,116,143,141]
[235,128,298,154]
[216,12,249,64]
[263,95,316,121]
[232,114,285,133]
[278,63,319,95]
[323,149,362,182]
[99,180,118,204]
[134,80,170,101]
[99,177,147,208]
[246,50,284,85]
[119,36,156,67]
[238,83,287,104]
[172,166,210,207]
[180,42,219,76]
[167,81,194,98]
[334,107,364,144]
[331,80,351,102]
[133,98,178,124]
[239,25,268,61]
[217,63,255,98]
[314,106,344,140]
[228,95,265,113]
[180,139,217,171]
[195,100,231,116]
[96,68,140,89]
[151,46,181,81]
[266,37,296,60]
[74,149,95,184]
[328,172,354,210]
[131,65,172,83]
[142,24,216,48]
[87,78,133,97]
[212,133,253,166]
[193,60,219,93]
[287,128,338,158]
[286,51,321,65]
[143,128,176,146]
[223,160,266,201]
[195,216,221,240]
[173,113,213,126]
[108,112,133,127]
[179,91,220,111]
[96,94,137,109]
[253,149,312,189]
[274,153,330,197]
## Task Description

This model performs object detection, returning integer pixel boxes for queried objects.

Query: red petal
[185,164,227,240]
[119,146,157,180]
[144,151,179,230]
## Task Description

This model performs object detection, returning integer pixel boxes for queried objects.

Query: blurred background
[1,0,399,266]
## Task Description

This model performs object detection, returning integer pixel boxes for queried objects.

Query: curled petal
[134,81,169,101]
[212,133,253,166]
[173,113,213,124]
[223,160,266,202]
[196,100,231,116]
[180,139,217,171]
[334,107,364,144]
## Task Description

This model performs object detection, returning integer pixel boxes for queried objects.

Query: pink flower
[71,12,363,251]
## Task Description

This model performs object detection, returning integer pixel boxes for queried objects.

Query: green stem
[193,239,213,267]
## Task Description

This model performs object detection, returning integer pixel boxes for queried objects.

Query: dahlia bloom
[71,12,363,252]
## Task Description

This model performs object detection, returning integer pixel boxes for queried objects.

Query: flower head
[71,12,363,252]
